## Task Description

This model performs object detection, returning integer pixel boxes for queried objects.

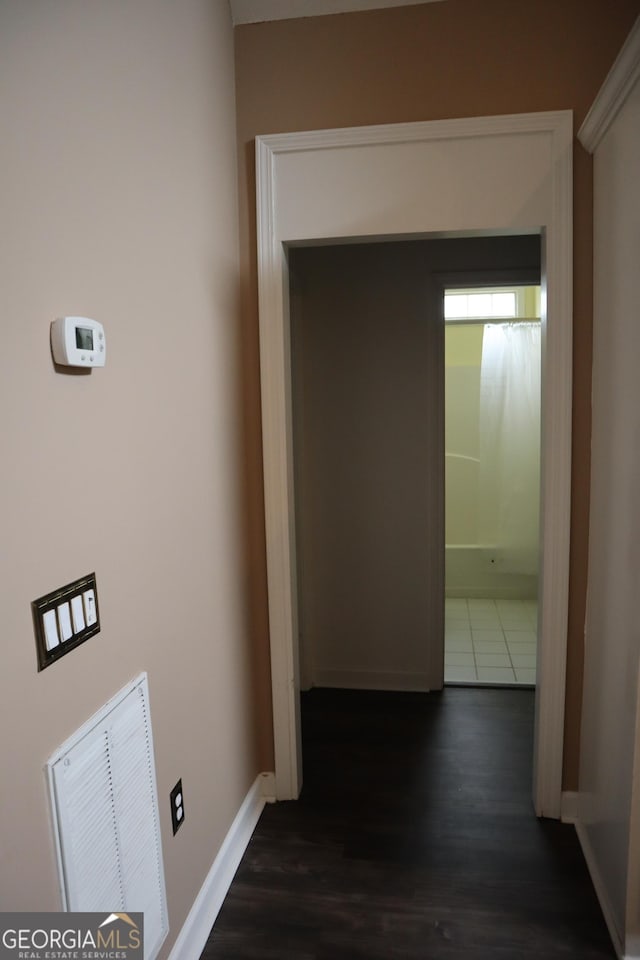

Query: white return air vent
[47,673,168,960]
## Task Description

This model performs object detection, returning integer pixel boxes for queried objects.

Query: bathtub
[445,543,537,599]
[445,452,537,600]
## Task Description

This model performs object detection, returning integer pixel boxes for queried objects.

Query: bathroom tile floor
[445,597,537,686]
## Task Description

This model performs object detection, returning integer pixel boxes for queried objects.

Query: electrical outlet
[170,779,184,835]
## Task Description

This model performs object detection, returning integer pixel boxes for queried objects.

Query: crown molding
[579,16,640,153]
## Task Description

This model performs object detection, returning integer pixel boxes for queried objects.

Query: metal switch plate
[32,573,100,671]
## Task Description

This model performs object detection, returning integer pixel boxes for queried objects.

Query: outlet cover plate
[170,779,184,835]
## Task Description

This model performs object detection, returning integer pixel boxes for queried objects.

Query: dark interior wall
[233,0,640,787]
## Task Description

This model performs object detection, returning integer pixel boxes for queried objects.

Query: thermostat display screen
[75,327,94,350]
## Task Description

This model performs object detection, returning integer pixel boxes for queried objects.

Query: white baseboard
[575,819,625,959]
[313,669,431,692]
[167,771,274,960]
[560,790,579,823]
[259,770,277,803]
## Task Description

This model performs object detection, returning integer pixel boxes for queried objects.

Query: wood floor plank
[200,688,614,959]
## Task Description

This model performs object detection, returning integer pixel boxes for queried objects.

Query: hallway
[201,688,612,959]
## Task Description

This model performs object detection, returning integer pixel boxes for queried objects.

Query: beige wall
[0,0,258,950]
[234,0,640,789]
[291,241,444,691]
[580,62,640,950]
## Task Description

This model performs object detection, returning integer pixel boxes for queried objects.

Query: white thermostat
[51,316,106,367]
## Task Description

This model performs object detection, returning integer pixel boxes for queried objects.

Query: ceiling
[229,0,445,26]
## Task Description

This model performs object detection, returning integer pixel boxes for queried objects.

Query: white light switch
[71,595,85,633]
[83,589,97,626]
[43,610,60,651]
[57,602,73,642]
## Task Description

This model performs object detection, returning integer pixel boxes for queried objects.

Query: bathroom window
[444,287,534,322]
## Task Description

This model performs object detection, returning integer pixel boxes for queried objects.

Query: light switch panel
[32,573,100,671]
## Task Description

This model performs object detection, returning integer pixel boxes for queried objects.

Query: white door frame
[255,112,573,817]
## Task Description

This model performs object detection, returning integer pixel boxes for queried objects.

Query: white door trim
[256,111,573,816]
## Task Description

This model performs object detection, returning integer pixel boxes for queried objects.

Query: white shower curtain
[478,322,541,574]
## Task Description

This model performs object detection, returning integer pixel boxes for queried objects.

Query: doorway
[443,284,541,686]
[255,113,573,816]
[290,238,540,700]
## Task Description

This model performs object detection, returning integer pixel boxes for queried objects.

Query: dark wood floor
[200,688,614,959]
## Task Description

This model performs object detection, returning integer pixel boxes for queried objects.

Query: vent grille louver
[47,674,168,960]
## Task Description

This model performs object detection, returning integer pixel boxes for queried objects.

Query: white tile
[445,638,473,654]
[506,641,536,658]
[498,617,533,630]
[467,599,496,612]
[444,623,471,640]
[445,665,477,683]
[446,632,473,651]
[475,653,511,668]
[510,653,537,668]
[468,613,500,624]
[504,630,537,645]
[496,600,525,613]
[445,599,468,615]
[473,639,508,654]
[514,667,536,684]
[446,616,470,628]
[468,608,500,624]
[472,628,505,643]
[445,651,475,667]
[476,666,516,683]
[470,615,502,628]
